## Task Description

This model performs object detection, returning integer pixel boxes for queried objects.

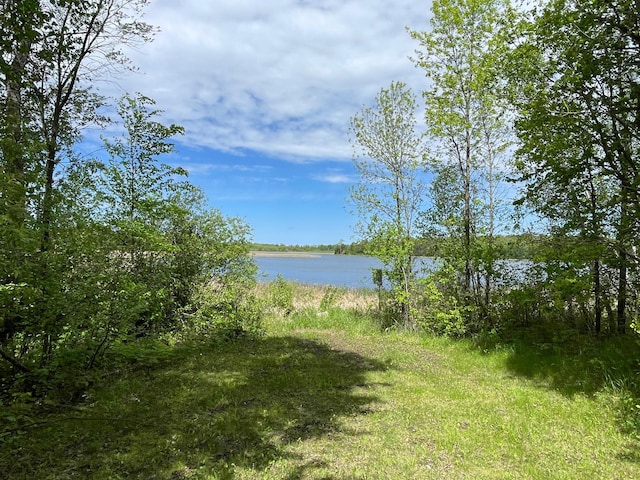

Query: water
[254,253,530,288]
[254,253,436,288]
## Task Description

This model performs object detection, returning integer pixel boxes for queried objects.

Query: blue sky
[179,148,359,245]
[91,0,434,245]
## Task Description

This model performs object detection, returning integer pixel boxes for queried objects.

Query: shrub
[319,285,344,312]
[186,282,264,340]
[413,275,469,337]
[268,275,294,315]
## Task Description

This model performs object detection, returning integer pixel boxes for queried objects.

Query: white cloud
[112,0,432,162]
[314,172,356,184]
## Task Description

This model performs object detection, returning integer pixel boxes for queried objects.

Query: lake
[254,252,531,288]
[254,253,436,288]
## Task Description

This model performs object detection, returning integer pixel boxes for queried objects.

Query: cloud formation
[118,0,432,162]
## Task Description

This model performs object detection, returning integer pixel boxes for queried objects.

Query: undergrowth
[2,282,640,478]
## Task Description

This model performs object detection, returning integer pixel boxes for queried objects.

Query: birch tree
[409,0,513,324]
[349,81,427,329]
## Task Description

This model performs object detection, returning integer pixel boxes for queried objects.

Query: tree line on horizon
[252,233,542,260]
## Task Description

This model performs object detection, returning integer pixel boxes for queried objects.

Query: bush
[413,275,469,337]
[268,275,294,315]
[184,282,264,341]
[319,285,344,312]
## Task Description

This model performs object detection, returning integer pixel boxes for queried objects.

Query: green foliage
[251,243,335,253]
[410,0,514,328]
[267,275,294,315]
[187,283,264,341]
[506,0,640,332]
[0,93,258,402]
[0,1,262,415]
[349,81,428,330]
[414,272,469,337]
[319,285,344,312]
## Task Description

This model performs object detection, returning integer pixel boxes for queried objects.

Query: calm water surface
[255,254,382,288]
[255,254,435,288]
[255,253,529,288]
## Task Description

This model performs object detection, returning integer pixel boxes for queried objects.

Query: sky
[95,0,434,245]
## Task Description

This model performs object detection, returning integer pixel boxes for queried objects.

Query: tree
[27,90,257,371]
[0,1,260,398]
[0,0,43,229]
[100,93,185,265]
[1,0,154,373]
[94,92,190,332]
[349,81,427,329]
[33,0,155,251]
[508,0,640,333]
[409,0,514,325]
[0,1,46,359]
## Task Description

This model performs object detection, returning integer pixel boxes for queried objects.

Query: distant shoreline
[251,251,326,258]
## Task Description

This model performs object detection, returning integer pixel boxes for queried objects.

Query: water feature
[254,253,437,288]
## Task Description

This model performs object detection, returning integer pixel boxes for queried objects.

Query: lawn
[2,286,640,479]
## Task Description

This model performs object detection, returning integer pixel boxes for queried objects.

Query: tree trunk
[1,0,33,230]
[617,248,627,334]
[593,258,602,333]
[462,130,473,294]
[40,145,57,252]
[616,177,632,334]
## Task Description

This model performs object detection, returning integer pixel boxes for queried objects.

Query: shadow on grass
[500,331,640,462]
[1,336,387,479]
[501,332,640,397]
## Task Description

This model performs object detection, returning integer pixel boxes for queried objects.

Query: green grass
[2,295,640,479]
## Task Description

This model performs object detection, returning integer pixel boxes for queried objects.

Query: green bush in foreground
[185,282,265,340]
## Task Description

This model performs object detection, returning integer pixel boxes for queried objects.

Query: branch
[0,346,31,374]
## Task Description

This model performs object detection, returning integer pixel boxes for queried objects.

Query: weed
[319,285,344,311]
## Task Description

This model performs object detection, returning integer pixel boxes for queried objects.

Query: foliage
[1,57,258,403]
[414,269,470,337]
[0,0,163,394]
[409,0,514,326]
[267,274,294,315]
[319,285,345,312]
[506,0,640,333]
[252,234,544,260]
[2,299,640,479]
[251,243,335,253]
[187,283,264,341]
[349,81,427,329]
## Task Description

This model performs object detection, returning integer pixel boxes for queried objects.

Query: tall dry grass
[256,281,378,312]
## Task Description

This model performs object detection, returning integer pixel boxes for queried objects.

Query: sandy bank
[251,251,326,258]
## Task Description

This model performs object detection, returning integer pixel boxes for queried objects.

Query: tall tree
[33,0,155,251]
[1,0,154,369]
[409,0,513,323]
[349,81,427,329]
[508,0,640,333]
[0,0,42,229]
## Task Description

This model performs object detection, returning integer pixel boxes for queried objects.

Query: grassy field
[2,284,640,479]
